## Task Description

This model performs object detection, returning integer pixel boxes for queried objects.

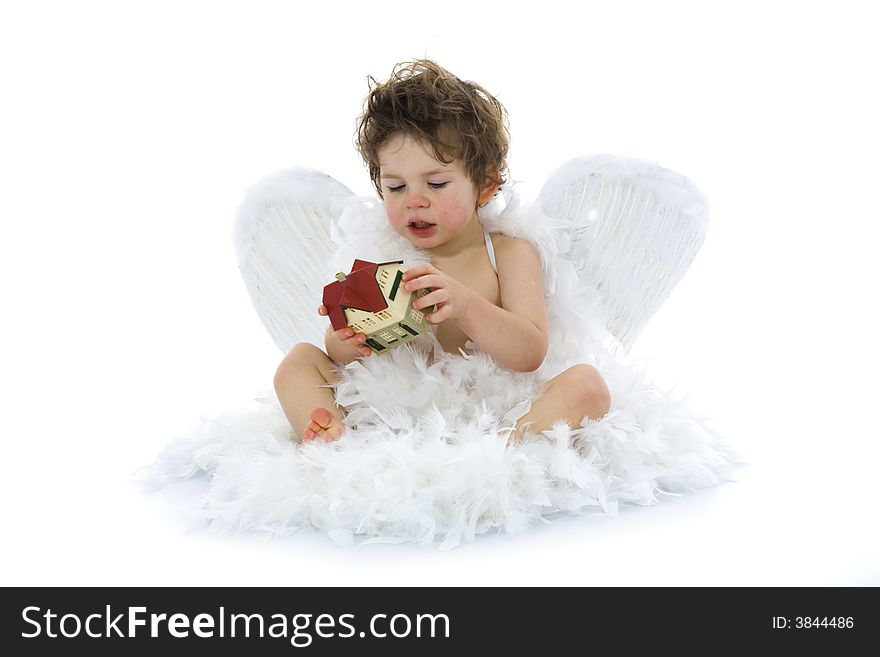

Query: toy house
[322,259,434,355]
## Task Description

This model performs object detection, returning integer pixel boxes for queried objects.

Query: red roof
[322,259,396,330]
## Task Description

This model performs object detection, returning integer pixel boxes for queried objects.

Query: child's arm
[403,238,549,372]
[455,237,548,371]
[319,305,373,364]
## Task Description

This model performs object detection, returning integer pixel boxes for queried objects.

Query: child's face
[378,133,490,249]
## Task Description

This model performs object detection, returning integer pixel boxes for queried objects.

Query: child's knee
[568,364,611,419]
[274,342,325,390]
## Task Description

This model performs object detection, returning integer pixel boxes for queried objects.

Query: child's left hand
[402,263,474,324]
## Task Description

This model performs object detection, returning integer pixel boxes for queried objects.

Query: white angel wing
[537,154,710,352]
[233,168,354,353]
[234,156,708,356]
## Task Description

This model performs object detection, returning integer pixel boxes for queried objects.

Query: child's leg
[274,343,345,442]
[511,364,611,442]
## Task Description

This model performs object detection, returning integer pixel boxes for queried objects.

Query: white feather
[140,156,742,548]
[233,167,354,351]
[537,154,710,350]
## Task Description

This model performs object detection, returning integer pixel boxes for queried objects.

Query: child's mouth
[408,221,436,236]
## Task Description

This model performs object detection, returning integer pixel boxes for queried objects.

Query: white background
[2,0,878,586]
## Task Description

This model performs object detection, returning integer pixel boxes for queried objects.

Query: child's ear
[477,169,501,206]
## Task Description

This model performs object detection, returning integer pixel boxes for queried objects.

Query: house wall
[343,263,433,354]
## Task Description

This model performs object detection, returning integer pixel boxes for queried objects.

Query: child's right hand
[318,304,372,358]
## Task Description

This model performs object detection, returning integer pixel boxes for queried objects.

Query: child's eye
[385,182,449,194]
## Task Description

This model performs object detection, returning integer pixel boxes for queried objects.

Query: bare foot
[303,407,346,442]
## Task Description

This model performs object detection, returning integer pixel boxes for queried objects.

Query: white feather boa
[142,187,742,549]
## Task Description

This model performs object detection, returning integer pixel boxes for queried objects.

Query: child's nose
[405,192,429,208]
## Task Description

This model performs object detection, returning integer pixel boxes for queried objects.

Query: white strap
[483,229,497,274]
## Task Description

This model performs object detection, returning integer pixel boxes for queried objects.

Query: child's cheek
[386,200,406,232]
[438,197,472,230]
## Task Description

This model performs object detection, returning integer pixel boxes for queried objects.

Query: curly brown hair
[355,59,509,200]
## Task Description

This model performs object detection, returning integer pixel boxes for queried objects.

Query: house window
[389,270,404,301]
[399,323,418,336]
[409,308,424,323]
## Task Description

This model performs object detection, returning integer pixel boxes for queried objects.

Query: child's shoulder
[487,232,543,274]
[487,232,538,253]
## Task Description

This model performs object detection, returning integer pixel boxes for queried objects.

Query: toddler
[274,59,611,443]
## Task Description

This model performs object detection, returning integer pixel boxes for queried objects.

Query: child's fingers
[335,328,366,345]
[347,334,372,357]
[330,326,371,356]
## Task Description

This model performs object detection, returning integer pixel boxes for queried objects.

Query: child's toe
[310,407,334,428]
[322,423,346,442]
[304,418,326,439]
